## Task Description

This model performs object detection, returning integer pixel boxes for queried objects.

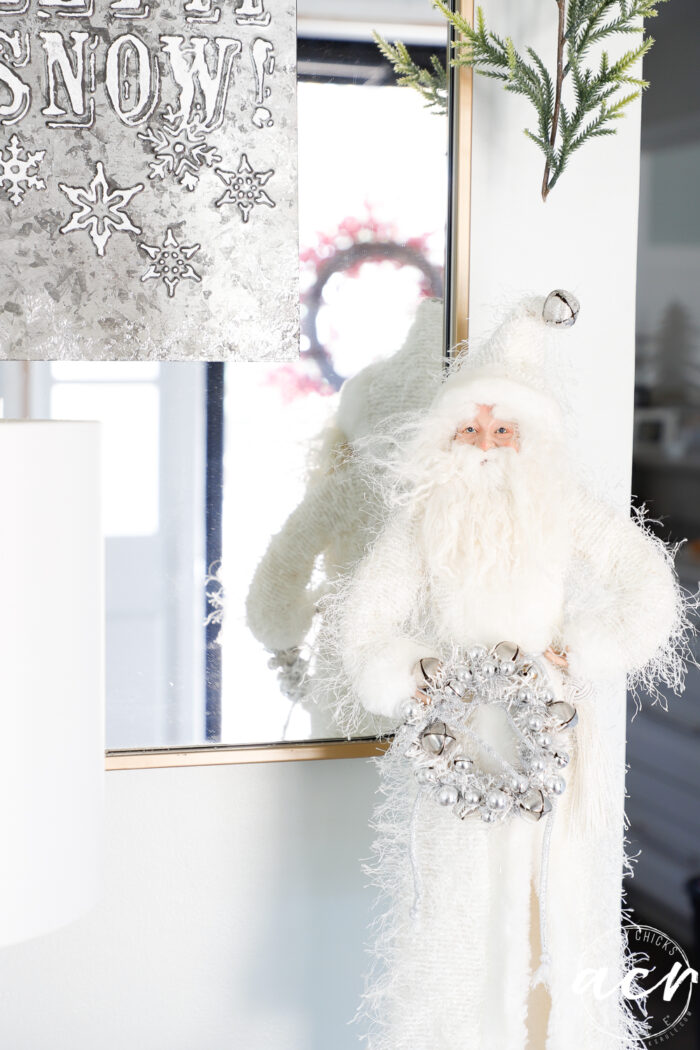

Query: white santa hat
[428,290,579,444]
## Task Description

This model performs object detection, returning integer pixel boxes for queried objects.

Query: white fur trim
[354,638,433,720]
[433,373,562,439]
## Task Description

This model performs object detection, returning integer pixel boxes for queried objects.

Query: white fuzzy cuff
[564,620,627,681]
[354,638,433,720]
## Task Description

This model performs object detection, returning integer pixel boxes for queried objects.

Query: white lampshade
[0,421,103,947]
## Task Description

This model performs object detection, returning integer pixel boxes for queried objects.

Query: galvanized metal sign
[0,0,297,359]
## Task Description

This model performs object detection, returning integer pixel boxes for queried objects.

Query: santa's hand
[544,645,569,669]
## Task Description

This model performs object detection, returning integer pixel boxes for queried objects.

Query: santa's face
[405,388,570,653]
[453,404,520,453]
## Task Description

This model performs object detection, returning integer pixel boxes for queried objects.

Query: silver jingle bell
[452,754,473,774]
[437,783,459,807]
[543,288,580,328]
[414,656,442,690]
[547,700,578,731]
[518,788,553,822]
[480,809,498,823]
[553,750,570,768]
[415,766,436,786]
[493,640,520,665]
[420,721,457,757]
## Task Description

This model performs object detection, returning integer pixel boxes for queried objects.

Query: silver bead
[480,809,498,823]
[547,700,578,731]
[481,660,498,677]
[529,757,546,774]
[486,788,508,810]
[437,783,459,807]
[545,775,566,796]
[527,715,544,731]
[518,689,535,704]
[462,787,481,807]
[415,767,435,785]
[543,288,580,328]
[518,788,552,822]
[420,721,456,756]
[493,640,520,664]
[467,645,487,664]
[401,699,423,723]
[553,750,570,768]
[537,732,552,748]
[452,754,473,774]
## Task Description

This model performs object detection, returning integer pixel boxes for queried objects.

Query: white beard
[412,439,572,654]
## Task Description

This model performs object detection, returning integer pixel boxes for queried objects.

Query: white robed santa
[334,294,688,1050]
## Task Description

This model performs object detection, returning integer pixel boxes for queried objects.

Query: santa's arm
[246,469,354,651]
[339,512,428,720]
[563,494,684,682]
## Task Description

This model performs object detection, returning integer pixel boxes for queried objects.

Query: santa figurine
[331,292,691,1050]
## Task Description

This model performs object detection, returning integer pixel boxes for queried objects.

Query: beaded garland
[401,642,578,824]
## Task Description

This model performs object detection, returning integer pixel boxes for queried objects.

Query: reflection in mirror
[0,0,451,752]
[223,1,450,745]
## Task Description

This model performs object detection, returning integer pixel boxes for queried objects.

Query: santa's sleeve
[246,468,357,652]
[339,512,429,721]
[563,492,684,682]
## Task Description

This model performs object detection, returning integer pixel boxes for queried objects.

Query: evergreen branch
[374,0,668,199]
[372,32,448,113]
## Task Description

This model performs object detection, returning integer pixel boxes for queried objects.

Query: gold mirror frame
[107,2,474,771]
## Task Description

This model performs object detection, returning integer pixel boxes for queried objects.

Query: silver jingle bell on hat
[542,289,580,328]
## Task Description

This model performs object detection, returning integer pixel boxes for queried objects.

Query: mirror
[0,0,452,753]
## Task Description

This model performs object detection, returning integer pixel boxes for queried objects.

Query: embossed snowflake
[214,154,274,222]
[59,162,143,257]
[139,226,201,297]
[0,135,46,208]
[138,117,222,192]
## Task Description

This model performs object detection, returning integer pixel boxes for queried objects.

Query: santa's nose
[478,437,493,451]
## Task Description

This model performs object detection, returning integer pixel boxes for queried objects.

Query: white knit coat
[337,489,683,1050]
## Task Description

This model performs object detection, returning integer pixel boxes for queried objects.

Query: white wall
[0,759,379,1050]
[0,4,644,1047]
[469,0,641,505]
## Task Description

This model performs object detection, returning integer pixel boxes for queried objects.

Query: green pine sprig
[433,0,667,199]
[375,0,667,200]
[373,32,448,113]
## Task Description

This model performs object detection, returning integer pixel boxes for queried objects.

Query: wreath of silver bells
[401,642,578,824]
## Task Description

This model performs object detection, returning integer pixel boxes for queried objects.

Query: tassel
[567,681,621,838]
[531,808,555,991]
[530,950,552,990]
